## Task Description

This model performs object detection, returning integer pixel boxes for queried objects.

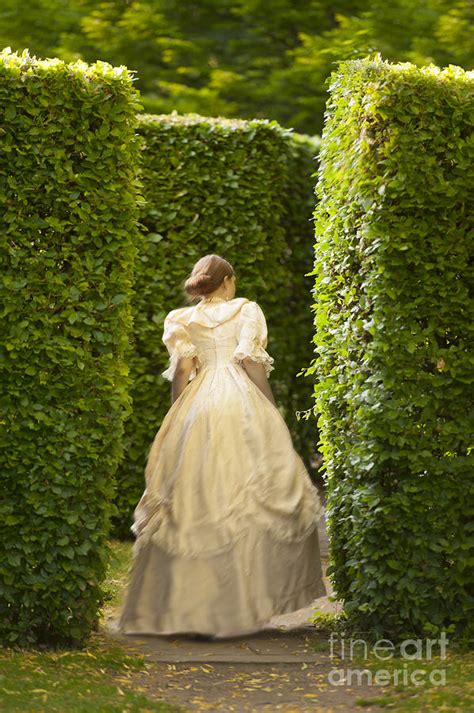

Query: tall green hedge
[310,53,473,639]
[277,132,322,459]
[0,48,143,647]
[112,113,321,537]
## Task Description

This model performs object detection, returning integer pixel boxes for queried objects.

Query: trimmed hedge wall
[310,53,473,639]
[0,48,143,647]
[277,132,322,455]
[112,113,321,538]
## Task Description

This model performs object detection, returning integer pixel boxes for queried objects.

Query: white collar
[167,297,249,328]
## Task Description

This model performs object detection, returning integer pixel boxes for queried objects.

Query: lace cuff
[162,314,200,382]
[232,301,275,378]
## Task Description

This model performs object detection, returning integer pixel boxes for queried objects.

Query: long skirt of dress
[116,363,327,638]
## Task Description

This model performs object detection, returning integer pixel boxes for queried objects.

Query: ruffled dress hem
[114,578,325,639]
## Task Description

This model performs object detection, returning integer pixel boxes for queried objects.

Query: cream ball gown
[115,295,326,638]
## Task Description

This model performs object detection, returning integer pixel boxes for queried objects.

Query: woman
[114,254,326,639]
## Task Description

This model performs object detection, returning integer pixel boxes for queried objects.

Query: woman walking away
[114,254,326,639]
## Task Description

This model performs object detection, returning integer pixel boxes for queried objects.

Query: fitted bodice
[187,319,241,371]
[161,296,275,383]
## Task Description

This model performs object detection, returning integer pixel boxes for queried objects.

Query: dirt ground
[107,655,388,712]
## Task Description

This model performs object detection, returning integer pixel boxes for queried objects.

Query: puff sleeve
[232,301,275,378]
[162,313,200,382]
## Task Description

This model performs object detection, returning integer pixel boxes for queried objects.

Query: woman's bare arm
[242,358,277,406]
[171,356,196,403]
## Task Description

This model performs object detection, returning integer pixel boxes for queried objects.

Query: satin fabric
[115,296,326,638]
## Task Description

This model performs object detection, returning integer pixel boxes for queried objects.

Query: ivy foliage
[309,52,473,640]
[111,113,320,538]
[0,48,143,647]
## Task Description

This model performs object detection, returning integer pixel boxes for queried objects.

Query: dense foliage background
[1,0,472,649]
[0,0,472,134]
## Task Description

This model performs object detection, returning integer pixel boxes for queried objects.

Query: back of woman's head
[183,254,235,303]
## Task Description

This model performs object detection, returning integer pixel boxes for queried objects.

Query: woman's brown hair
[183,254,235,304]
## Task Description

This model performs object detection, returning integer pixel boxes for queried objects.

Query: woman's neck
[201,294,229,302]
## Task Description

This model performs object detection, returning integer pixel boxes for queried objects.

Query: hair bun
[182,255,235,303]
[185,272,212,296]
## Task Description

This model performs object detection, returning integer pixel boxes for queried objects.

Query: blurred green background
[1,0,472,136]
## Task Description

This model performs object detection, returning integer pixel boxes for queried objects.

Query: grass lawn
[311,612,473,712]
[352,646,474,711]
